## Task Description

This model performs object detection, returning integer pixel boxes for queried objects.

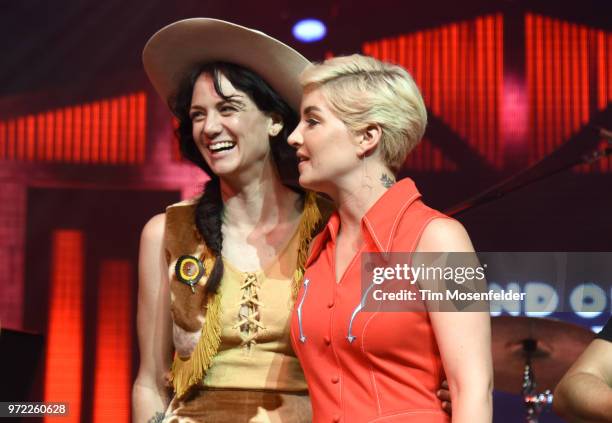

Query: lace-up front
[233,272,266,351]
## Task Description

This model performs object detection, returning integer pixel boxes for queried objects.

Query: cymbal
[492,316,595,394]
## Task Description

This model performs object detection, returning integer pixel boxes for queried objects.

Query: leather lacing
[233,272,266,351]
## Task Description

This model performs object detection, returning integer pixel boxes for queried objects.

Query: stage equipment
[492,316,594,422]
[445,106,612,217]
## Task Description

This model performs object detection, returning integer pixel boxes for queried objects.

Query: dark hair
[169,62,301,294]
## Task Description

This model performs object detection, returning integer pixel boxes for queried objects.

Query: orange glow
[73,106,82,163]
[91,102,100,163]
[608,34,612,101]
[571,25,581,131]
[526,14,610,172]
[63,108,72,162]
[54,110,64,162]
[0,122,5,159]
[45,112,54,162]
[44,230,84,423]
[562,22,571,140]
[580,27,589,125]
[362,14,504,170]
[93,261,133,423]
[432,28,441,116]
[82,104,91,163]
[109,99,118,164]
[16,117,25,160]
[128,93,137,163]
[7,119,16,160]
[137,93,147,163]
[597,31,606,109]
[120,96,130,163]
[26,116,36,161]
[0,92,146,164]
[100,100,110,163]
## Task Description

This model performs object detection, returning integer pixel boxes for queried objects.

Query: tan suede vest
[164,198,307,393]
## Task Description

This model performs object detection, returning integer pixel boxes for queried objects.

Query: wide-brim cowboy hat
[142,18,310,111]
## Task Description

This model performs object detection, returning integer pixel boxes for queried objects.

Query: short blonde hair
[300,54,427,174]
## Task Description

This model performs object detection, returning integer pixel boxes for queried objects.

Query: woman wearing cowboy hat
[133,18,324,422]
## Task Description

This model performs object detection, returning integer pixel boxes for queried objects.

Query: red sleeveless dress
[290,178,451,423]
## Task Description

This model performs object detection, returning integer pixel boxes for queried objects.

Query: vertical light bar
[35,114,45,161]
[552,19,561,150]
[440,26,449,119]
[16,117,25,160]
[93,260,132,423]
[580,27,589,125]
[137,93,147,163]
[64,107,73,163]
[535,15,544,161]
[450,23,459,130]
[608,34,612,101]
[485,16,494,164]
[544,17,553,155]
[110,99,119,164]
[0,121,5,159]
[495,14,504,167]
[72,106,83,163]
[44,230,84,423]
[45,112,54,162]
[562,22,571,140]
[475,17,485,158]
[100,100,110,163]
[118,96,129,163]
[414,32,423,91]
[127,95,137,164]
[571,24,581,131]
[468,21,478,150]
[398,36,407,82]
[7,119,16,160]
[597,31,606,110]
[458,22,467,137]
[432,28,441,116]
[26,116,35,161]
[525,14,534,163]
[91,102,101,164]
[54,110,64,162]
[82,104,91,163]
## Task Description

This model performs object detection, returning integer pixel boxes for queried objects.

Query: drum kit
[491,316,595,422]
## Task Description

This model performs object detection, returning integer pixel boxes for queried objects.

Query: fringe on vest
[169,191,323,399]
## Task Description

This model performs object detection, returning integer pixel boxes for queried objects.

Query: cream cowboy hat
[142,18,310,111]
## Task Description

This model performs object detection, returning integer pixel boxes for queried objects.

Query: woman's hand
[437,380,452,414]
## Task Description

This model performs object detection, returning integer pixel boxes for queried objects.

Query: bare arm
[553,338,612,422]
[416,218,493,423]
[132,214,174,423]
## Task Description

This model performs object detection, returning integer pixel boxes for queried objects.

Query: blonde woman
[288,55,492,422]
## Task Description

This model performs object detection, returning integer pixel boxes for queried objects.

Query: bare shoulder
[141,213,167,243]
[417,217,475,253]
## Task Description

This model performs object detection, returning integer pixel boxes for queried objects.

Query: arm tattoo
[148,412,165,423]
[380,173,396,188]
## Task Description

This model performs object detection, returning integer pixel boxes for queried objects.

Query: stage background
[0,1,610,421]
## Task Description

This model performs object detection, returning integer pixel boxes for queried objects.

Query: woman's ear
[269,113,284,137]
[358,124,382,157]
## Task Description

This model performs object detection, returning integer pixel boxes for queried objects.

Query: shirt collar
[305,178,421,266]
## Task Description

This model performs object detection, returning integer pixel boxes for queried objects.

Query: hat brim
[142,18,310,112]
